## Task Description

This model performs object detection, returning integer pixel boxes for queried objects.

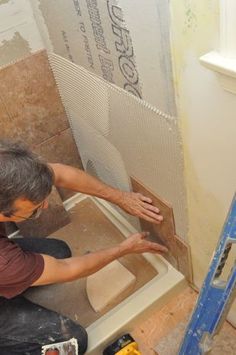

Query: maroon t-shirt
[0,223,44,298]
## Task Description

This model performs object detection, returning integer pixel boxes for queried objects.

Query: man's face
[0,198,49,222]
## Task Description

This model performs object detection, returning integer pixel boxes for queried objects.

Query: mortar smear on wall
[49,53,188,239]
[0,32,31,67]
[0,0,44,66]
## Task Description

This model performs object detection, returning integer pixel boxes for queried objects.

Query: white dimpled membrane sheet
[49,53,188,238]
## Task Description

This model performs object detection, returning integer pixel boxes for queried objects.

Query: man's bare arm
[49,163,163,224]
[50,163,123,205]
[32,233,168,286]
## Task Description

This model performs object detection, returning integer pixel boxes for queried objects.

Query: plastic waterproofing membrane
[49,53,187,238]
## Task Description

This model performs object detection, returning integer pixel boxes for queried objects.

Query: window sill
[200,51,236,94]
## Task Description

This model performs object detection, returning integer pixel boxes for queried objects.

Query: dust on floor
[131,287,236,355]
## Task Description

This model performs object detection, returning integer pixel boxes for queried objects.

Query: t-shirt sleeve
[0,239,44,299]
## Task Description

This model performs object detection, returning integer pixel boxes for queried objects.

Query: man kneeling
[0,140,167,355]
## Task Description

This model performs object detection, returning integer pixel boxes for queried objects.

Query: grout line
[34,126,70,148]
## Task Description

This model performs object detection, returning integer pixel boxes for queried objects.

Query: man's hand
[33,231,168,287]
[119,232,168,255]
[50,164,163,224]
[117,191,163,224]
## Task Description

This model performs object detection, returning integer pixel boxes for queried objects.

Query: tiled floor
[131,287,236,354]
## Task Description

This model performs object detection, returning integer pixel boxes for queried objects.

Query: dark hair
[0,140,54,216]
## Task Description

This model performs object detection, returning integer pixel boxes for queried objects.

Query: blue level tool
[179,194,236,354]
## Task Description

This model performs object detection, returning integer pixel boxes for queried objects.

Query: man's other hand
[120,232,168,255]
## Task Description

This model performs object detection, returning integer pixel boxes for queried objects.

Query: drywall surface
[170,0,236,324]
[0,0,44,66]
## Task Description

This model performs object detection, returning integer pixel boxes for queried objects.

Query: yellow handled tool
[103,334,141,355]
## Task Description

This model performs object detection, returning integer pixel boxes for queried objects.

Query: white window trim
[200,0,236,94]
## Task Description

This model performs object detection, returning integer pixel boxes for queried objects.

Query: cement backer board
[49,53,188,238]
[35,0,142,99]
[118,0,176,114]
[31,0,188,241]
[33,0,177,115]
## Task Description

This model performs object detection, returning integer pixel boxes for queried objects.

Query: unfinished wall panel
[32,0,177,114]
[32,0,188,239]
[108,88,186,235]
[33,0,142,99]
[50,54,188,239]
[118,0,176,114]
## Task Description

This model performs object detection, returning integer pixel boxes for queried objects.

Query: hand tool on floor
[179,193,236,354]
[103,333,141,355]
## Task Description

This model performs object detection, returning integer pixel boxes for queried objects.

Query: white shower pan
[64,194,186,354]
